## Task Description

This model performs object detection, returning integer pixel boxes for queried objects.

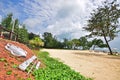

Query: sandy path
[42,49,120,80]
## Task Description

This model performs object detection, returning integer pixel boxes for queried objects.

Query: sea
[93,47,120,53]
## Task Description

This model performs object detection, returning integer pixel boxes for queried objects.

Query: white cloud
[1,0,108,39]
[21,0,107,39]
[44,20,87,39]
[24,18,41,28]
[40,0,106,39]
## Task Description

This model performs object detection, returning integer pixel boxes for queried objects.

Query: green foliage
[42,32,107,50]
[26,78,32,80]
[66,40,73,49]
[12,64,18,68]
[6,70,12,75]
[1,13,13,30]
[92,38,107,50]
[84,0,120,39]
[43,32,63,48]
[71,39,80,49]
[28,32,39,40]
[84,0,120,54]
[63,38,73,49]
[29,37,44,49]
[1,13,29,43]
[63,38,69,48]
[79,37,90,50]
[43,32,55,48]
[1,13,30,44]
[0,58,7,62]
[72,39,80,46]
[17,25,29,44]
[63,37,92,50]
[33,51,92,80]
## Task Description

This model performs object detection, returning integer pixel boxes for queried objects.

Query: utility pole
[10,19,15,40]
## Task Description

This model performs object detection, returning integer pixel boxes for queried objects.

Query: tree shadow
[74,52,120,60]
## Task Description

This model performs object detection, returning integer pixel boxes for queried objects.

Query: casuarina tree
[84,0,120,55]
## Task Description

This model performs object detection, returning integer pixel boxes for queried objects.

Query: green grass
[12,64,18,68]
[6,70,12,75]
[0,58,7,62]
[33,51,92,80]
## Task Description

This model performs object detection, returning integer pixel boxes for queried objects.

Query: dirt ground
[0,39,36,80]
[42,49,120,80]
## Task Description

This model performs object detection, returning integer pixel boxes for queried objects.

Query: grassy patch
[0,58,7,62]
[6,70,12,75]
[12,64,18,68]
[33,51,92,80]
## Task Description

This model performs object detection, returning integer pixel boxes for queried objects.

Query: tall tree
[63,38,68,48]
[1,13,29,43]
[67,40,73,49]
[72,39,80,49]
[43,32,53,48]
[43,32,64,48]
[18,25,28,43]
[79,37,89,50]
[28,32,39,40]
[1,13,13,30]
[92,38,107,50]
[14,19,19,33]
[84,0,120,55]
[63,38,73,49]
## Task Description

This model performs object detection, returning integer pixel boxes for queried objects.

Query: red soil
[0,38,35,80]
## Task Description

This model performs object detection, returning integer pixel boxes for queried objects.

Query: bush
[29,37,44,49]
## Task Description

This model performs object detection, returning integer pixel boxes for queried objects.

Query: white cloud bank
[22,0,108,39]
[1,0,119,40]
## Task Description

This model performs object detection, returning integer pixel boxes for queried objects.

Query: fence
[0,25,18,41]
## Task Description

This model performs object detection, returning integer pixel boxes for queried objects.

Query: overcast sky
[0,0,120,50]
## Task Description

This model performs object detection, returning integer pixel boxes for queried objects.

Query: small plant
[12,64,18,68]
[6,70,12,75]
[0,58,7,62]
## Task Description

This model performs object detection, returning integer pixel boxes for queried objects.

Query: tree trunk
[102,30,113,55]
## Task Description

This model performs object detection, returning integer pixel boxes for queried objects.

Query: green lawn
[33,51,92,80]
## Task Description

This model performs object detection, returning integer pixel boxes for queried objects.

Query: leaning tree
[84,0,120,55]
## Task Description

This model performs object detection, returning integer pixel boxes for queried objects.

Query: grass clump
[6,70,12,75]
[12,64,18,68]
[33,51,92,80]
[0,58,7,62]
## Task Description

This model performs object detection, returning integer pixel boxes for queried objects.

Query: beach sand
[42,49,120,80]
